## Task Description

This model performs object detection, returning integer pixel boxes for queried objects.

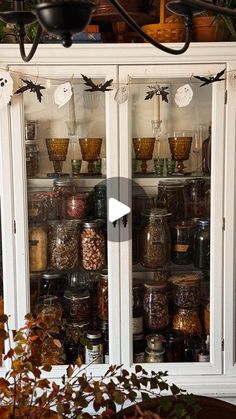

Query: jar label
[85,344,103,364]
[29,239,39,246]
[175,244,189,252]
[133,317,143,334]
[133,352,145,363]
[198,354,210,362]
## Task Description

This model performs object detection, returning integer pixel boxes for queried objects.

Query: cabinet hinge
[222,339,224,351]
[13,220,16,234]
[225,90,228,105]
[223,217,225,231]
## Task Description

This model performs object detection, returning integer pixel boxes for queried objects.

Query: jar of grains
[140,209,170,269]
[48,220,79,271]
[172,273,201,308]
[64,286,91,322]
[143,281,169,332]
[80,220,106,271]
[65,193,88,220]
[170,220,195,265]
[172,307,202,336]
[29,224,47,272]
[97,273,108,321]
[156,180,185,220]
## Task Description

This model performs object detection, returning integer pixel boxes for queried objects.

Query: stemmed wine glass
[192,126,203,176]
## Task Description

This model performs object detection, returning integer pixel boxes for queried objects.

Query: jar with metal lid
[172,273,201,308]
[64,193,88,220]
[145,347,165,363]
[133,284,143,335]
[157,180,185,220]
[185,178,206,218]
[28,192,46,223]
[53,178,76,197]
[85,331,104,364]
[25,120,38,140]
[132,195,156,218]
[140,209,170,269]
[194,219,210,269]
[133,333,146,363]
[97,273,108,321]
[36,295,63,323]
[94,184,107,219]
[170,220,195,265]
[143,281,169,332]
[64,286,91,322]
[29,224,47,272]
[25,140,39,177]
[48,220,79,271]
[146,333,164,351]
[80,220,106,271]
[172,307,202,336]
[164,329,185,362]
[41,191,59,220]
[41,271,66,298]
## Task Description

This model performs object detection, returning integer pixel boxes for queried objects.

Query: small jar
[42,191,59,220]
[143,281,169,332]
[140,209,170,269]
[65,193,88,220]
[53,178,76,219]
[64,286,91,322]
[164,329,184,362]
[41,271,66,298]
[97,273,108,321]
[29,224,47,272]
[170,220,195,265]
[36,295,63,323]
[145,347,165,363]
[80,220,106,271]
[146,333,164,351]
[172,273,200,308]
[48,221,79,271]
[132,195,156,218]
[94,184,107,219]
[172,307,202,336]
[133,284,143,335]
[25,140,39,177]
[25,120,38,140]
[85,331,104,364]
[194,219,210,269]
[133,333,146,363]
[157,180,185,220]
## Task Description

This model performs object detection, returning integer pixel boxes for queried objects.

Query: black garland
[15,79,46,102]
[81,74,113,92]
[145,85,169,102]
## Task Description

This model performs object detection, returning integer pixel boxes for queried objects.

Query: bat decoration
[81,74,113,92]
[145,85,169,103]
[15,79,46,102]
[193,69,225,87]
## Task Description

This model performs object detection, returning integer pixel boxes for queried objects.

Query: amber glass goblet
[168,132,192,174]
[133,137,155,174]
[79,138,102,174]
[46,138,69,176]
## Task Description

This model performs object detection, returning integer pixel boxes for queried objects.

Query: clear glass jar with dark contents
[97,273,108,321]
[157,180,185,221]
[133,283,143,335]
[94,184,107,219]
[25,140,39,177]
[133,333,146,363]
[170,220,195,265]
[64,286,91,323]
[172,273,201,308]
[194,219,210,269]
[164,329,185,362]
[53,178,76,219]
[143,281,169,332]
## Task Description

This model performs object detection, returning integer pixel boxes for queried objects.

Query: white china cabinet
[0,43,236,399]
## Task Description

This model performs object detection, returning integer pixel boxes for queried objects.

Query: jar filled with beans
[172,307,202,336]
[97,273,108,321]
[48,220,79,271]
[172,273,201,308]
[80,220,106,271]
[143,281,169,332]
[140,209,170,269]
[65,193,88,220]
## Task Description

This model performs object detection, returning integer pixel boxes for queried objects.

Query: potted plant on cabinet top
[0,313,201,418]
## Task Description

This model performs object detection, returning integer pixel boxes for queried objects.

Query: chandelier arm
[106,0,192,54]
[182,0,236,16]
[17,24,42,62]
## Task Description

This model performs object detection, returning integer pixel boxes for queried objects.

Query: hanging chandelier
[0,0,236,62]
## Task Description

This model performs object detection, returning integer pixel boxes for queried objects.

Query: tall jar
[194,219,210,269]
[140,209,170,269]
[97,273,108,321]
[170,220,195,265]
[25,140,39,177]
[29,224,47,272]
[133,283,143,335]
[185,178,206,218]
[143,281,169,332]
[80,220,106,271]
[172,307,202,336]
[48,220,79,271]
[157,180,185,220]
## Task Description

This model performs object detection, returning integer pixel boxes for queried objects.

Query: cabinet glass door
[10,65,119,374]
[119,64,225,375]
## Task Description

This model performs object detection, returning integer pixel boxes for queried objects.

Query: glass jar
[204,181,211,218]
[53,178,76,219]
[25,140,39,177]
[28,192,46,223]
[194,219,210,269]
[29,224,47,272]
[48,221,79,271]
[145,347,165,363]
[36,295,63,323]
[172,307,202,336]
[30,273,41,315]
[41,271,66,298]
[170,220,195,265]
[132,222,140,265]
[64,322,82,364]
[172,273,200,308]
[133,284,143,335]
[41,191,59,220]
[65,193,88,220]
[132,195,156,218]
[185,179,206,218]
[80,220,106,271]
[157,180,185,220]
[133,333,146,363]
[94,184,107,219]
[143,281,169,332]
[164,329,185,362]
[146,333,164,351]
[85,331,104,364]
[64,286,91,322]
[140,209,170,269]
[97,273,108,321]
[25,120,38,140]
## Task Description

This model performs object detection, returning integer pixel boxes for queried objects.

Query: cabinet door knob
[122,215,128,227]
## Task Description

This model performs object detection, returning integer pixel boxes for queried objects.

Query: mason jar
[172,307,202,336]
[80,220,106,271]
[25,140,39,177]
[65,193,88,220]
[185,178,206,218]
[140,209,170,269]
[143,281,169,332]
[53,178,76,219]
[48,220,79,271]
[64,286,91,322]
[172,273,201,308]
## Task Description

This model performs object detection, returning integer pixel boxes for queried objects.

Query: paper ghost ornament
[175,84,193,107]
[114,86,129,104]
[0,70,13,110]
[54,82,72,108]
[229,72,236,90]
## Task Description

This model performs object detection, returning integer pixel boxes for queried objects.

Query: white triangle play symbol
[109,197,131,223]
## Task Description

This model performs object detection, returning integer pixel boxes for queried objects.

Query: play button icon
[108,197,131,223]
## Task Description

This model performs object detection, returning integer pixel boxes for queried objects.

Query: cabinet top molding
[0,43,236,66]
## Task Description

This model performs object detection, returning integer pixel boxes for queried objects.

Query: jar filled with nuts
[172,307,202,336]
[140,209,170,269]
[172,273,201,308]
[48,220,79,271]
[143,281,169,332]
[80,220,106,271]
